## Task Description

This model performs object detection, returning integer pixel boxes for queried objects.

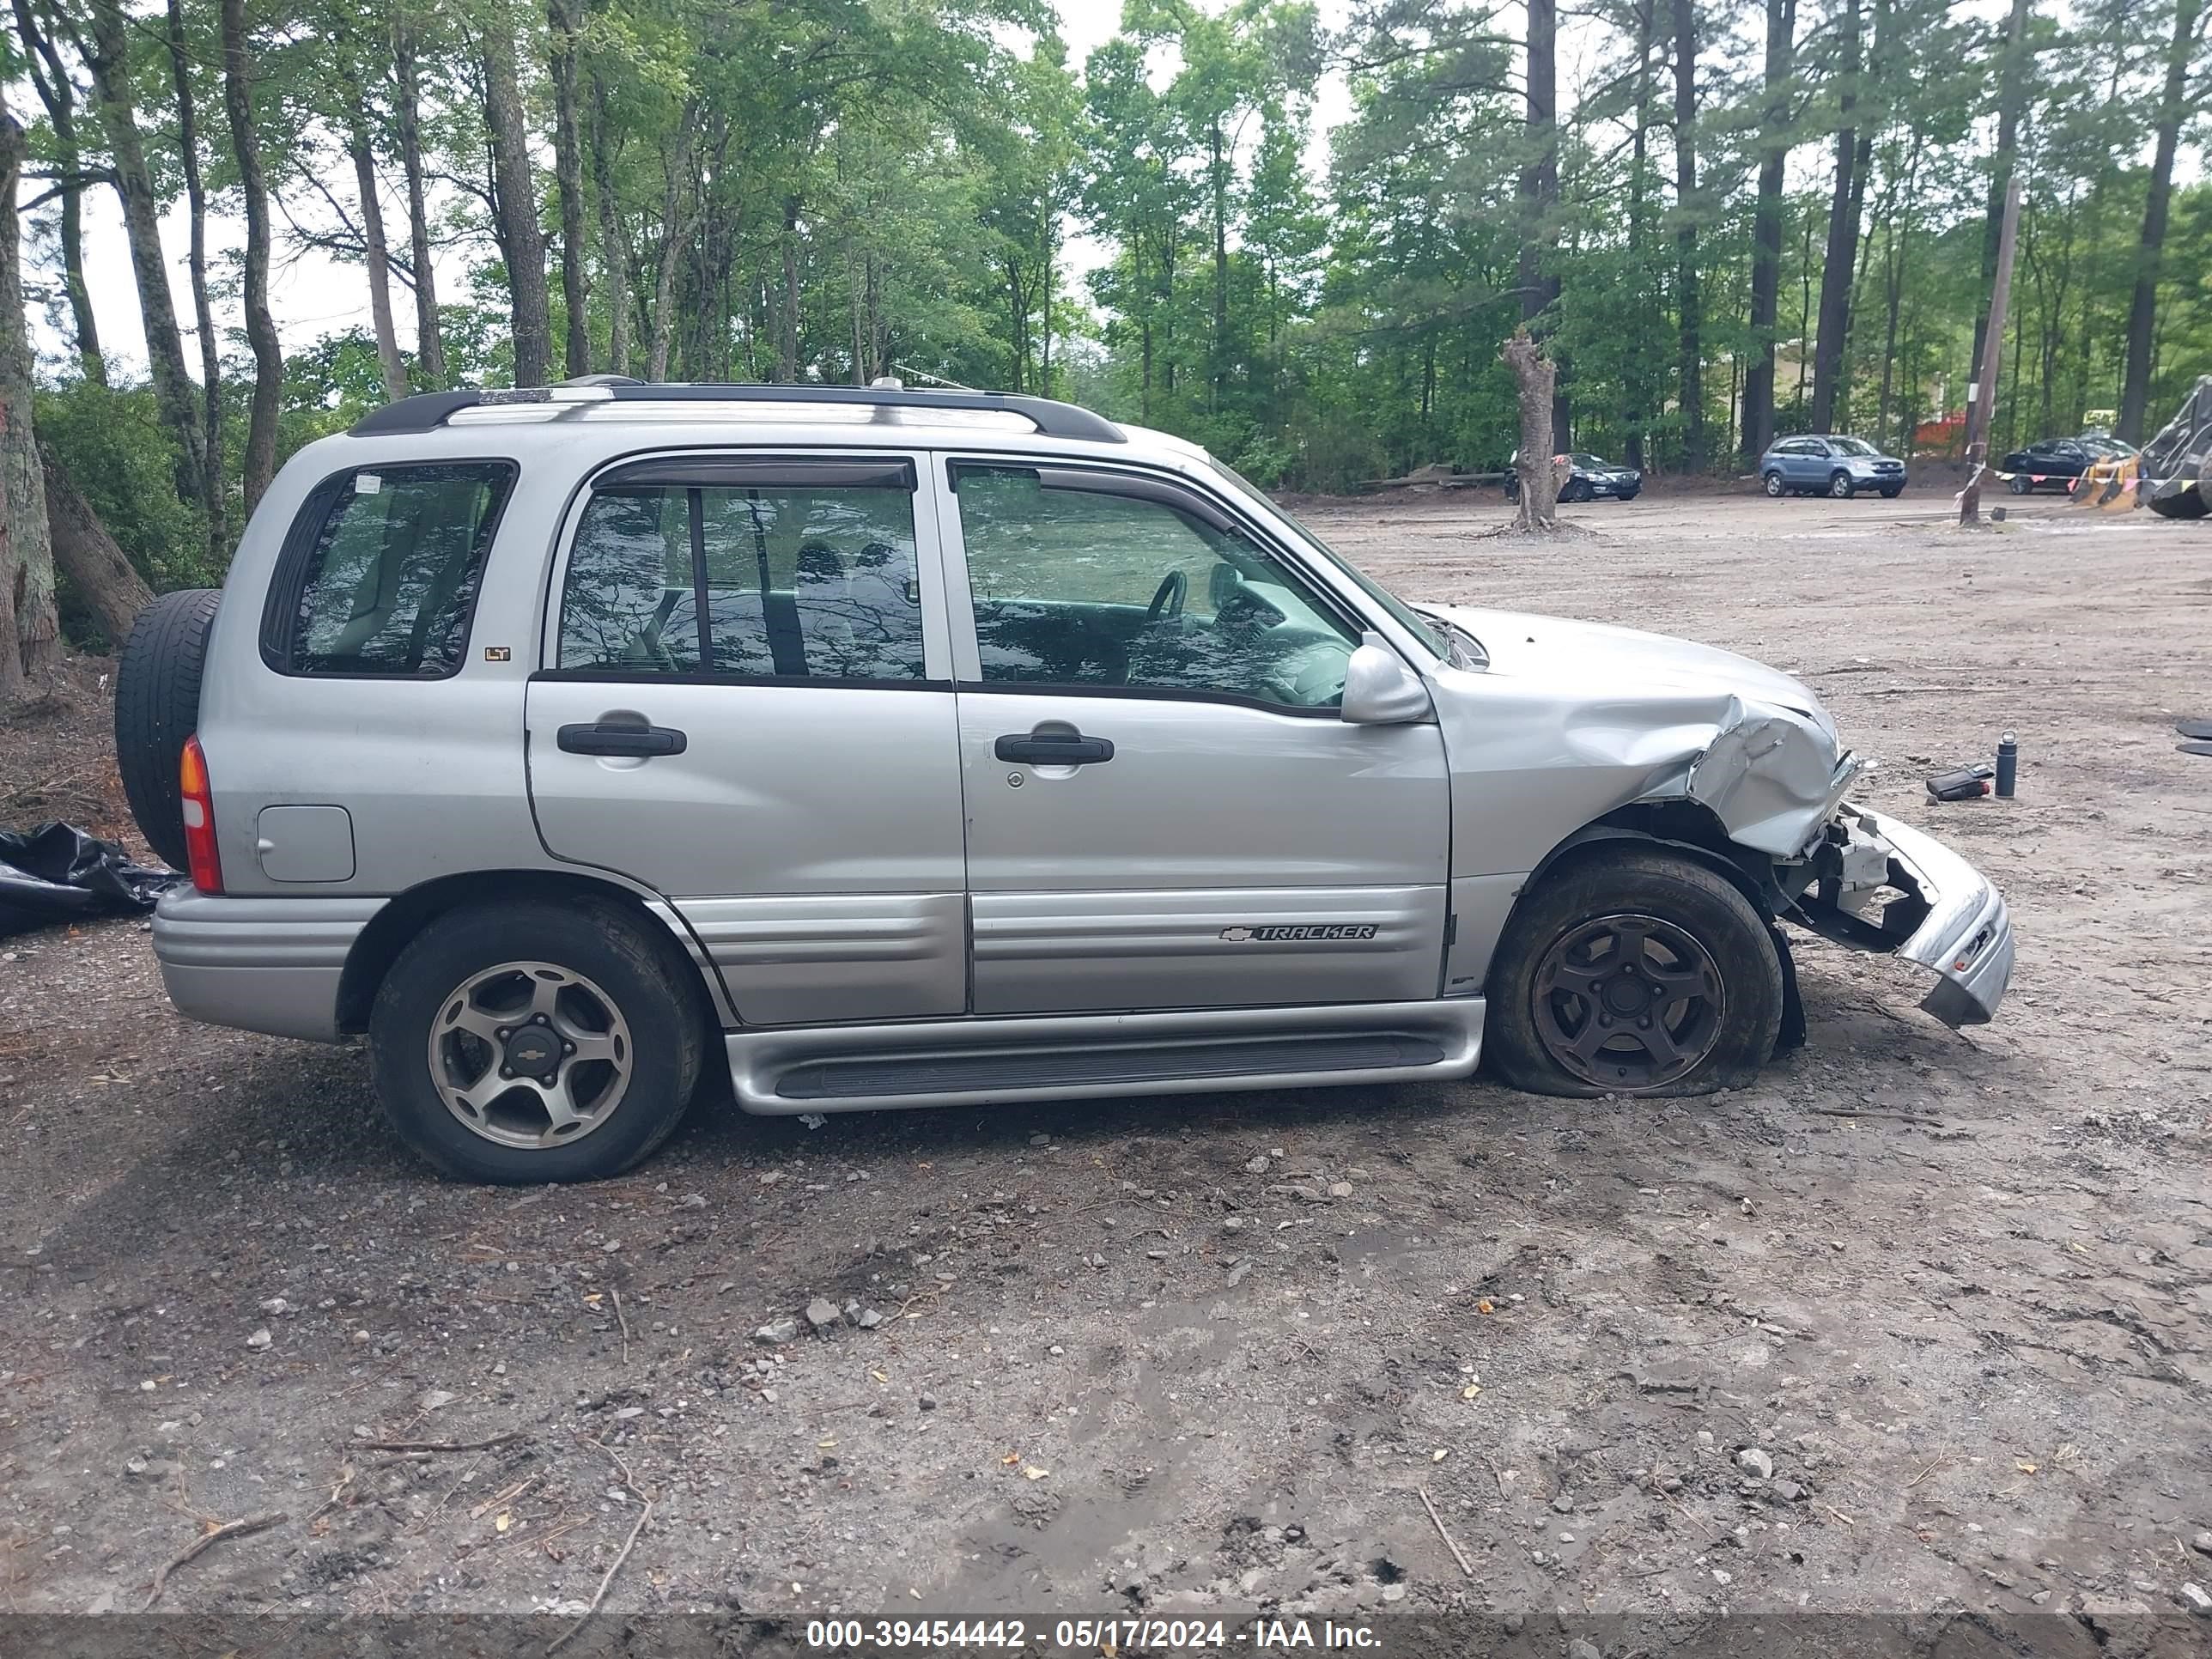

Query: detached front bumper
[1794,805,2014,1027]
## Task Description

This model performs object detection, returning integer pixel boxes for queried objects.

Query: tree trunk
[481,1,553,386]
[1503,329,1562,531]
[547,0,591,379]
[647,125,700,383]
[1672,0,1704,470]
[1621,0,1653,470]
[1743,0,1794,465]
[10,0,105,383]
[1520,0,1565,447]
[2117,0,2202,443]
[1971,0,2034,395]
[588,66,629,376]
[1808,0,1860,433]
[393,13,445,390]
[82,0,204,500]
[41,447,152,647]
[347,107,409,401]
[1,94,59,699]
[163,0,224,559]
[778,194,802,382]
[1210,118,1229,411]
[220,0,281,514]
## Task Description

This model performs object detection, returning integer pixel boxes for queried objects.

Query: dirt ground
[3,486,2210,1645]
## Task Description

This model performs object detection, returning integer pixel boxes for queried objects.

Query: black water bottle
[1995,732,2018,799]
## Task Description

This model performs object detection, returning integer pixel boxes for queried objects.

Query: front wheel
[1483,849,1783,1097]
[1828,472,1856,499]
[369,897,707,1182]
[1880,486,1903,499]
[2008,472,2033,495]
[1762,471,1785,498]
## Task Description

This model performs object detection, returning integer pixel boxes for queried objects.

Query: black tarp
[0,823,181,939]
[2141,374,2212,503]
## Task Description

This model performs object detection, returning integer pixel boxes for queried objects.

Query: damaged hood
[1434,605,1836,742]
[1426,605,1856,859]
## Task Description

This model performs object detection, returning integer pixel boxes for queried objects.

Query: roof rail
[348,382,1126,444]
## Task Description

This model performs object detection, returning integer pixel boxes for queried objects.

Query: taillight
[179,735,224,894]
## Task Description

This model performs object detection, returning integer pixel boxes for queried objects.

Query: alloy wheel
[427,961,634,1149]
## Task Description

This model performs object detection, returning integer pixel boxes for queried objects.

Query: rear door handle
[557,720,687,757]
[994,731,1114,766]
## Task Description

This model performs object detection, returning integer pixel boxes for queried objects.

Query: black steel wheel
[1484,848,1784,1097]
[1529,913,1724,1089]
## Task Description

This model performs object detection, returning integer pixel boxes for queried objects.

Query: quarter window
[556,473,927,682]
[269,462,515,677]
[952,465,1358,709]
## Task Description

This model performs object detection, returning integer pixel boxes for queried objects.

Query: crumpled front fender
[1681,696,1863,859]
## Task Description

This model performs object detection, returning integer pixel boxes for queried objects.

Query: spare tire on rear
[114,588,221,872]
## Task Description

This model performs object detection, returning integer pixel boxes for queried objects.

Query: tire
[113,588,221,872]
[1483,848,1784,1099]
[2148,483,2208,520]
[1827,471,1856,499]
[1762,471,1785,498]
[1619,489,1640,501]
[368,897,708,1183]
[1503,476,1520,502]
[1880,486,1902,499]
[1562,479,1589,503]
[2007,473,2033,495]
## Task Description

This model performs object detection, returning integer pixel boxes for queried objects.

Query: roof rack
[348,381,1126,444]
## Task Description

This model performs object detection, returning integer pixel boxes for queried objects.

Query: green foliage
[33,381,216,592]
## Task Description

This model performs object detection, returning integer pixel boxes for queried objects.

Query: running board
[723,999,1486,1115]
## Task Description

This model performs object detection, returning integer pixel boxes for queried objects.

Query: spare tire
[2147,483,2208,520]
[114,588,221,872]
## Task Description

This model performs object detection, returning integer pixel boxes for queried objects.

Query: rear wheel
[368,897,706,1182]
[1827,471,1856,499]
[1762,471,1785,498]
[1484,848,1783,1098]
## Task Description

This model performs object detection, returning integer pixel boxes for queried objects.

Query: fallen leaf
[817,1438,837,1450]
[1461,1383,1482,1400]
[1476,1298,1494,1315]
[870,1370,887,1383]
[1000,1452,1021,1466]
[495,1512,512,1533]
[1432,1449,1449,1462]
[1022,1465,1050,1480]
[2015,1461,2037,1474]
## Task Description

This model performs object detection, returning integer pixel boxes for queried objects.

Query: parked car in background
[1504,453,1643,503]
[1759,435,1907,499]
[1996,433,2137,495]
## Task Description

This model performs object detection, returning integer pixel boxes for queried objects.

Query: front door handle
[994,730,1114,766]
[558,720,687,757]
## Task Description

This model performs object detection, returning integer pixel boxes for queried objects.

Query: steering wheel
[1145,568,1188,625]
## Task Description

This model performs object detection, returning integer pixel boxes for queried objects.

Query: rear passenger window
[269,462,516,677]
[556,468,927,682]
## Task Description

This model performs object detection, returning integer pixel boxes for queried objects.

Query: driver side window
[951,465,1358,709]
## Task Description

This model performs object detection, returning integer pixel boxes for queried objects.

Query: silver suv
[120,381,2013,1183]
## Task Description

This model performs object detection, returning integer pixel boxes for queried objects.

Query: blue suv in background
[1759,435,1908,500]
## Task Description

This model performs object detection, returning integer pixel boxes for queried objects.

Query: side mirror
[1340,633,1433,725]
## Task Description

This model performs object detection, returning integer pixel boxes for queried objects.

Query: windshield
[1203,459,1448,659]
[1829,437,1878,457]
[1571,453,1611,470]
